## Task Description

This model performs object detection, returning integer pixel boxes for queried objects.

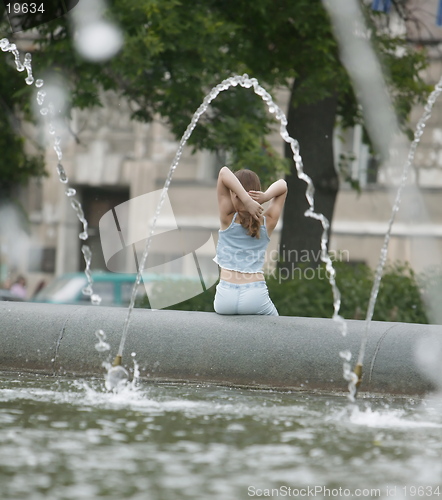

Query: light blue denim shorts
[214,280,279,316]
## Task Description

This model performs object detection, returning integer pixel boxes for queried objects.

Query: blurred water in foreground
[1,373,441,500]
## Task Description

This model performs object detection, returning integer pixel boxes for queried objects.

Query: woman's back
[214,212,270,274]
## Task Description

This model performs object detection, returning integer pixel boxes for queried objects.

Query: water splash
[104,364,129,391]
[113,73,346,367]
[131,352,140,386]
[103,352,140,392]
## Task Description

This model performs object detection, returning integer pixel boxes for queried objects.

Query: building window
[334,124,379,188]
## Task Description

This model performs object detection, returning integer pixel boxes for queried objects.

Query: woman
[213,166,287,315]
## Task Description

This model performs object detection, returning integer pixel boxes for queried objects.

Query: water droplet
[71,198,81,211]
[24,52,31,62]
[82,285,93,296]
[14,52,24,71]
[95,341,110,352]
[36,90,46,105]
[65,188,76,197]
[94,330,110,352]
[339,350,352,361]
[79,231,88,240]
[56,163,68,183]
[95,329,106,341]
[131,352,136,357]
[35,79,44,88]
[0,39,10,51]
[91,294,102,305]
[54,144,63,159]
[40,107,48,116]
[81,244,92,260]
[48,123,55,135]
[74,20,123,62]
[26,76,35,85]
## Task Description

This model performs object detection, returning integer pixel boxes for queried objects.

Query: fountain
[0,21,441,398]
[2,5,442,498]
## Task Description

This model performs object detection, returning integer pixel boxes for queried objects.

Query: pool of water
[1,373,441,500]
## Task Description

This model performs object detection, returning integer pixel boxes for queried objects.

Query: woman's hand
[243,195,264,221]
[248,190,267,204]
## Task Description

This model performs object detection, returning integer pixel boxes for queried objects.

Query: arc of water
[1,38,100,304]
[352,76,442,395]
[113,73,346,367]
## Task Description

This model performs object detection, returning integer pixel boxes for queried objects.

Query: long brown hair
[234,169,262,239]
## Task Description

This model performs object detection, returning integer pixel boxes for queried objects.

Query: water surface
[1,373,441,499]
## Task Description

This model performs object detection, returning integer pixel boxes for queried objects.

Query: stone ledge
[0,302,440,395]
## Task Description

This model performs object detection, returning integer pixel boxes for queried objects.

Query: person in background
[10,275,27,299]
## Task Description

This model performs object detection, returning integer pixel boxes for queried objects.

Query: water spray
[0,37,100,305]
[353,75,442,393]
[323,0,442,399]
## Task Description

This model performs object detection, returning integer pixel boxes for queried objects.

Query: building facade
[2,1,442,297]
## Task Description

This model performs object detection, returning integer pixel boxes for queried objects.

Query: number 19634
[6,3,45,14]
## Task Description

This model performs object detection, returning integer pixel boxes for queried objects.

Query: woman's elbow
[219,166,230,176]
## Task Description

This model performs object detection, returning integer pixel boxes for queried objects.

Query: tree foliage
[0,48,45,197]
[0,1,431,247]
[139,261,429,325]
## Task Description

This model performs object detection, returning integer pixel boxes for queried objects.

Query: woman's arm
[217,166,263,221]
[249,179,287,204]
[249,179,287,235]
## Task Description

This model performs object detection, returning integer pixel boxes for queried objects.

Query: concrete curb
[1,302,441,395]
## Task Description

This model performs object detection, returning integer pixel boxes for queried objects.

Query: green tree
[0,0,429,265]
[0,52,46,199]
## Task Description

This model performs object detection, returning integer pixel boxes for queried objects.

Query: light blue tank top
[213,213,270,273]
